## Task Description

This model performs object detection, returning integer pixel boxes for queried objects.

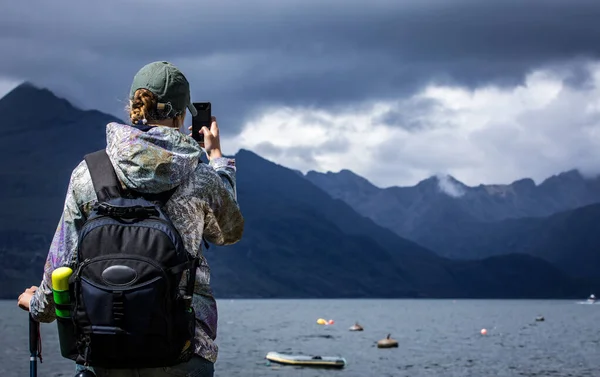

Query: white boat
[587,294,596,304]
[266,352,346,368]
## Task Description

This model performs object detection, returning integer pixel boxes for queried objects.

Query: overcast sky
[3,0,600,187]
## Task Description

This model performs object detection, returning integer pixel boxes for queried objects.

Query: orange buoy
[327,319,334,325]
[481,328,487,335]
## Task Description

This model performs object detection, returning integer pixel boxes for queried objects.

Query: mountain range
[0,82,597,299]
[306,170,600,279]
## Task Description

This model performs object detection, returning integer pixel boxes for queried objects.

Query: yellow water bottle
[52,266,78,359]
[52,267,73,318]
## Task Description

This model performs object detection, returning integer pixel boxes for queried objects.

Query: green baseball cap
[129,61,197,117]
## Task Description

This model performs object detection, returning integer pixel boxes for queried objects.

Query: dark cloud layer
[2,0,600,134]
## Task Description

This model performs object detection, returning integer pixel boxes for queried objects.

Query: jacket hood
[105,122,202,193]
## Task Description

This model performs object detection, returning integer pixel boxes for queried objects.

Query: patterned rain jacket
[29,122,244,364]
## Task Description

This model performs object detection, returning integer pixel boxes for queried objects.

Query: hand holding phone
[191,102,211,143]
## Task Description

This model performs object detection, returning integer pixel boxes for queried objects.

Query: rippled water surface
[1,299,599,376]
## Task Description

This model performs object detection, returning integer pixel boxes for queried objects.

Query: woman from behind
[18,61,244,377]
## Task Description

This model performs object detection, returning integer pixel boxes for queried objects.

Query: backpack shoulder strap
[84,149,124,202]
[84,148,180,205]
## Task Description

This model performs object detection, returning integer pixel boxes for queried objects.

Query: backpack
[63,149,199,368]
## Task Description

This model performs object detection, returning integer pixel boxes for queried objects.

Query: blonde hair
[128,88,184,127]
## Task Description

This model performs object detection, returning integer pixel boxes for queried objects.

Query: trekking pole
[28,313,42,377]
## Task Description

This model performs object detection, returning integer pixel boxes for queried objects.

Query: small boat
[588,294,596,304]
[349,322,364,331]
[266,352,346,368]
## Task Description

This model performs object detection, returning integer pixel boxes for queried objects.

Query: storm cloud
[3,0,600,186]
[2,0,600,132]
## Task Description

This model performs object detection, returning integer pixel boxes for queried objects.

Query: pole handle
[29,313,38,355]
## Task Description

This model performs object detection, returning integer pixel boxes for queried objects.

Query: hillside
[0,82,123,233]
[431,204,600,279]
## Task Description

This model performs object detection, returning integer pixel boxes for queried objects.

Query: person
[17,61,245,377]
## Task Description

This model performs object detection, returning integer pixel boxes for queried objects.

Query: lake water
[0,299,598,377]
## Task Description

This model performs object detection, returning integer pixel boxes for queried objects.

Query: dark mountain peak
[434,174,467,198]
[477,178,536,197]
[235,149,307,186]
[5,81,36,94]
[3,81,60,103]
[306,168,364,180]
[416,175,439,187]
[0,81,124,129]
[560,169,583,178]
[439,174,466,187]
[413,176,445,198]
[540,169,584,186]
[0,81,76,113]
[236,148,264,161]
[235,148,289,171]
[511,178,536,191]
[305,169,380,194]
[512,177,535,186]
[337,168,361,177]
[415,173,463,185]
[234,148,265,164]
[333,169,377,185]
[305,170,324,177]
[0,82,122,134]
[413,174,466,197]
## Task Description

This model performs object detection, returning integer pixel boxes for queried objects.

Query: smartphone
[192,102,211,143]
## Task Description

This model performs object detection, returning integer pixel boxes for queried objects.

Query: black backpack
[62,149,199,368]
